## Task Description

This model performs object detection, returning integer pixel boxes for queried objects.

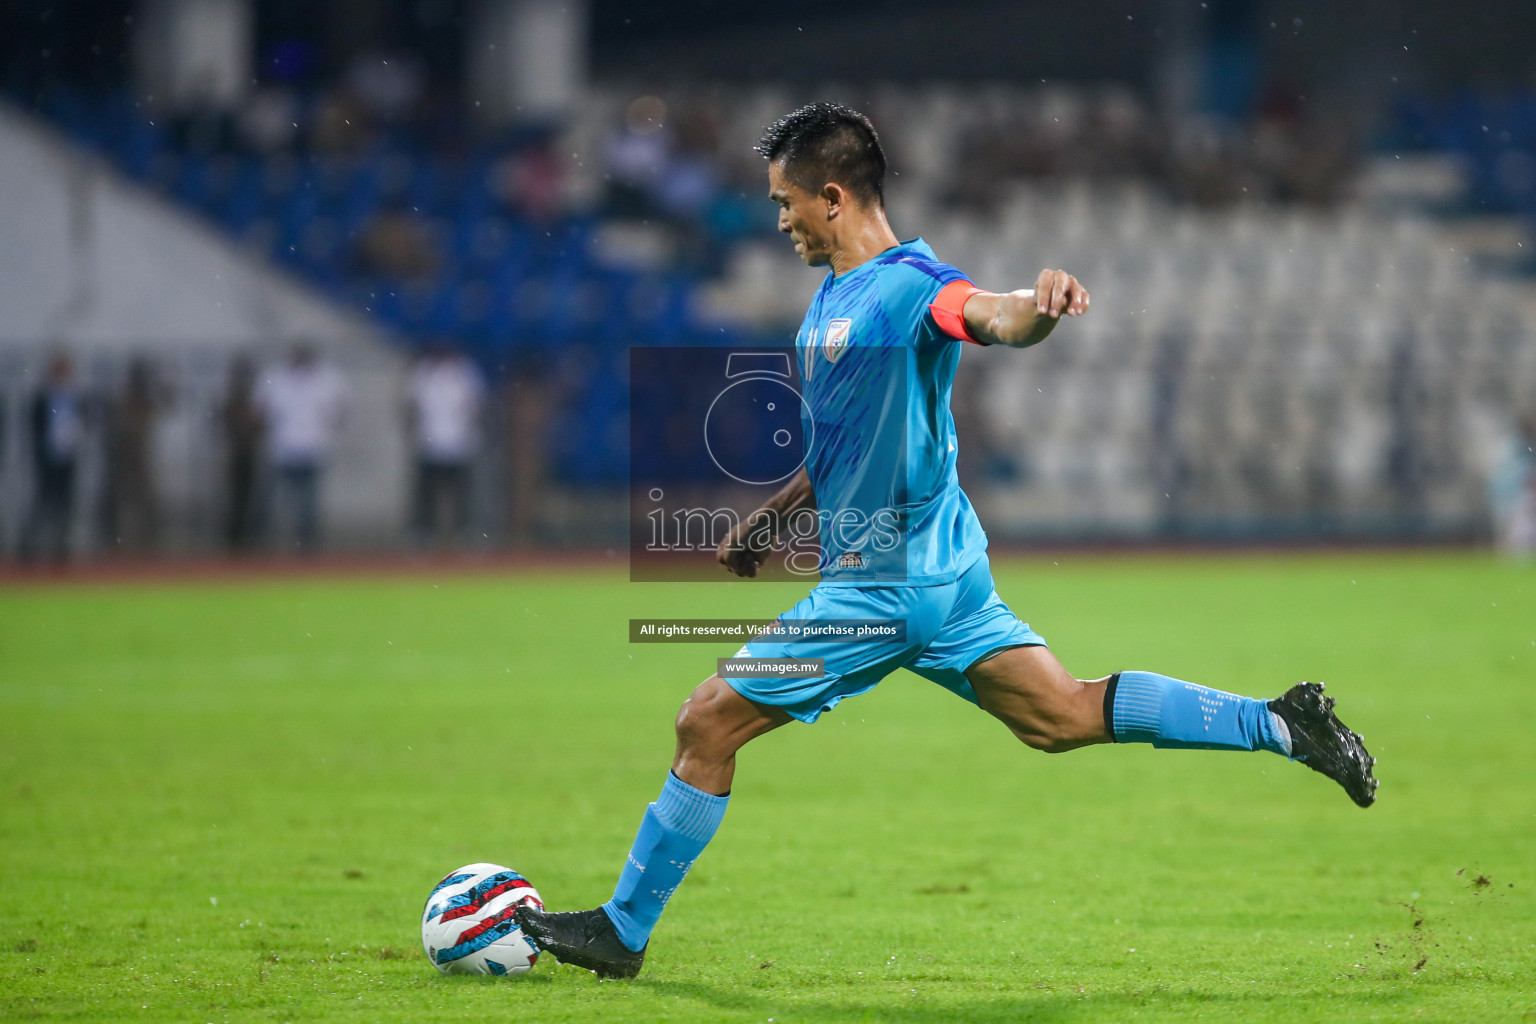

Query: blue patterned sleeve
[874,254,972,348]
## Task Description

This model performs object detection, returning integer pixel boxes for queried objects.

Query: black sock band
[670,769,728,798]
[1103,672,1122,742]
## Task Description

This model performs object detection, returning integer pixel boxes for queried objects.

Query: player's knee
[1012,722,1077,754]
[672,698,707,750]
[673,677,735,755]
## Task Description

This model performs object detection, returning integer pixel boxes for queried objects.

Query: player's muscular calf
[673,675,792,794]
[965,645,1111,753]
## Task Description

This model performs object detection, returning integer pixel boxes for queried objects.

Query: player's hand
[717,515,772,578]
[1034,268,1089,319]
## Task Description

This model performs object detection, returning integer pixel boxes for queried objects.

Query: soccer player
[516,103,1377,978]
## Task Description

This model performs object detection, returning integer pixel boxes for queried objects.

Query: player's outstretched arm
[716,466,816,577]
[963,269,1089,348]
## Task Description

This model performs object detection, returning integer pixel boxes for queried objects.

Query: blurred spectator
[221,356,263,550]
[309,87,373,154]
[655,105,722,220]
[1489,414,1536,559]
[504,357,553,547]
[255,344,346,553]
[603,95,673,218]
[347,49,424,124]
[493,134,570,224]
[405,344,485,547]
[236,86,301,154]
[101,357,169,554]
[173,98,233,158]
[20,353,86,563]
[355,205,439,280]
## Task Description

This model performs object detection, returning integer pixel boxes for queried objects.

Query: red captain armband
[928,280,987,344]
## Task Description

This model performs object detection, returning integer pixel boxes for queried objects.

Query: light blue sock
[601,772,728,952]
[1109,670,1292,755]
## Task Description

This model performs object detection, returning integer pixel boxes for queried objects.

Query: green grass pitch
[2,553,1534,1023]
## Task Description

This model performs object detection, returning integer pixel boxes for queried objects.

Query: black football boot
[1268,681,1378,808]
[513,904,647,979]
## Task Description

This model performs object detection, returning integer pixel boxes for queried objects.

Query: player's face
[768,160,832,267]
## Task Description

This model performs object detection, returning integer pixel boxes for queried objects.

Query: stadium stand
[5,78,1536,548]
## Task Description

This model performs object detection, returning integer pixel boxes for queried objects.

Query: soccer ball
[420,863,544,975]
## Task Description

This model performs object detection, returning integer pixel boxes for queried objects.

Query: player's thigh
[728,583,939,724]
[966,645,1109,747]
[905,554,1047,707]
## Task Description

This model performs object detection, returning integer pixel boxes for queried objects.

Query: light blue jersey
[795,238,988,586]
[727,239,1044,724]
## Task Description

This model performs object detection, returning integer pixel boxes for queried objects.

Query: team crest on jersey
[823,318,853,363]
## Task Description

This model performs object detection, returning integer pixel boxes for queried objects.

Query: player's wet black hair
[755,102,886,208]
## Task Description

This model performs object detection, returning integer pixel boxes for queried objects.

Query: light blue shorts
[727,553,1046,723]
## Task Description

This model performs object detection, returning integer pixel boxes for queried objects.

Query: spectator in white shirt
[405,344,485,547]
[255,344,345,552]
[1490,414,1536,560]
